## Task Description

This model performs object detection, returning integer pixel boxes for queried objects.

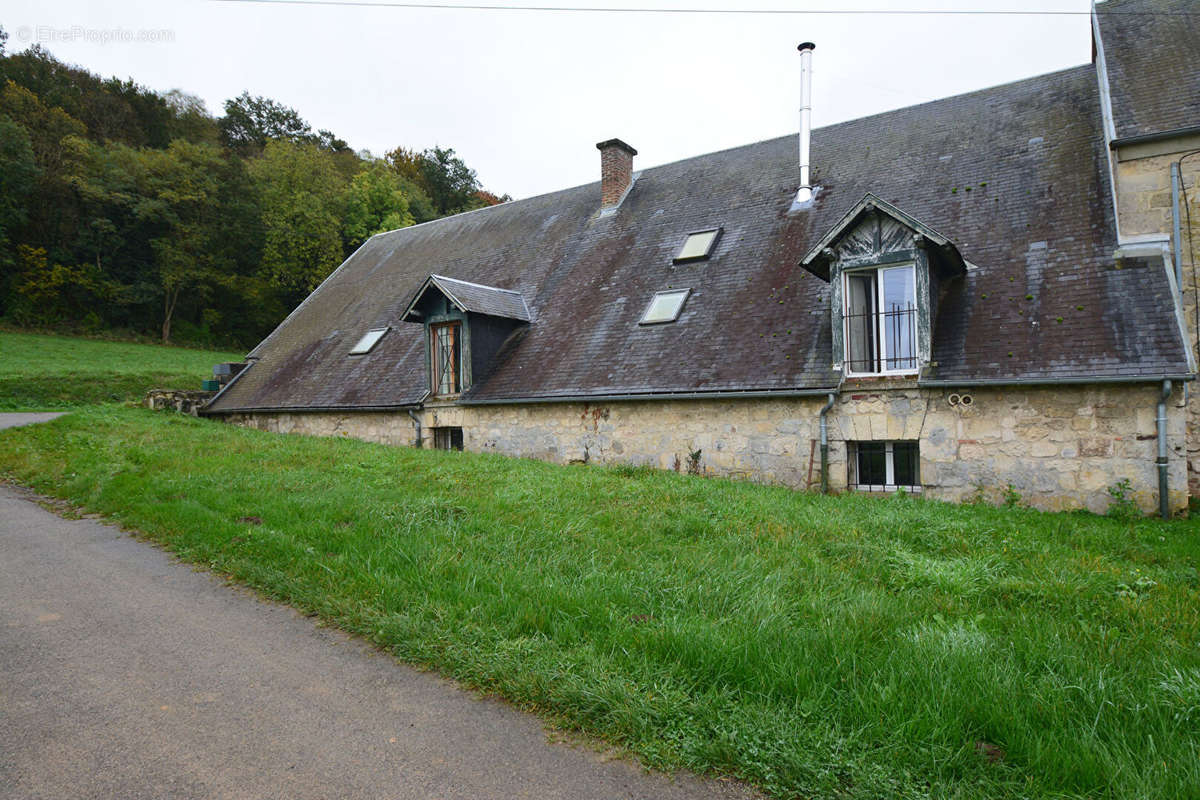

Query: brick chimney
[596,138,637,210]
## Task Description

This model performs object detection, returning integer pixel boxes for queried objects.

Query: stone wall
[221,381,1188,515]
[1113,141,1200,494]
[145,389,215,416]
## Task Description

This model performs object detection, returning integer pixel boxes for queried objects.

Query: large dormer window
[401,274,531,401]
[799,194,969,380]
[432,321,462,395]
[844,264,917,375]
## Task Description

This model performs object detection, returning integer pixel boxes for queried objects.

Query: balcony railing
[844,303,918,374]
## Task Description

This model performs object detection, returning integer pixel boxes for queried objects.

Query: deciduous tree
[249,139,347,301]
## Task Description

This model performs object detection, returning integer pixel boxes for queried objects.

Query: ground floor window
[848,440,920,492]
[432,426,463,451]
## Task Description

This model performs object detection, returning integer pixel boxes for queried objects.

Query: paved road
[0,431,758,799]
[0,412,65,430]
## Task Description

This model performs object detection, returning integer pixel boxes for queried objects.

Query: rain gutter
[203,402,424,416]
[458,387,840,406]
[919,374,1194,389]
[1110,125,1200,150]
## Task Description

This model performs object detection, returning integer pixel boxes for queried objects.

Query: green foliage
[7,245,116,326]
[385,145,504,218]
[1107,478,1141,522]
[342,161,416,248]
[2,407,1199,799]
[0,45,172,148]
[219,91,314,153]
[1002,483,1022,508]
[0,113,38,267]
[250,139,347,297]
[0,41,505,346]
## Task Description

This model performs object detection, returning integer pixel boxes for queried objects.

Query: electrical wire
[205,0,1200,16]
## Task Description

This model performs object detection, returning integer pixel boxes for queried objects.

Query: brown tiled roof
[1098,0,1200,140]
[208,64,1190,414]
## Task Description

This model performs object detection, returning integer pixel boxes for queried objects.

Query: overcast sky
[4,1,1096,199]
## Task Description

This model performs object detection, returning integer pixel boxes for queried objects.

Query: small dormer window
[349,327,388,354]
[673,228,721,263]
[639,289,690,325]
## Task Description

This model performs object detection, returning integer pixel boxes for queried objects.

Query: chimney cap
[595,138,638,156]
[797,41,816,52]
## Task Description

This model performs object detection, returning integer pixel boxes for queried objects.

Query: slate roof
[1098,0,1200,140]
[208,63,1191,414]
[403,275,532,322]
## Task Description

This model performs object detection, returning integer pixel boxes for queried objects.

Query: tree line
[0,26,508,347]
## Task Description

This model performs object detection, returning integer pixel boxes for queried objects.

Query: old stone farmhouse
[205,0,1200,516]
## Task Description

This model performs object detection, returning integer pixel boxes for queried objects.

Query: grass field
[0,332,244,409]
[1,406,1197,799]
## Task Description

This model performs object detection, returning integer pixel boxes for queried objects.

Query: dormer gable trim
[800,193,966,281]
[401,274,532,324]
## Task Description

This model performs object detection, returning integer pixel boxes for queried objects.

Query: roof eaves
[799,193,961,279]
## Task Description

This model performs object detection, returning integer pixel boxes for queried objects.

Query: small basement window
[848,440,920,492]
[674,228,721,263]
[349,327,388,354]
[432,426,463,451]
[639,289,690,325]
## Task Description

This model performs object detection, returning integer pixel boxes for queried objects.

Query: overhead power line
[206,0,1200,16]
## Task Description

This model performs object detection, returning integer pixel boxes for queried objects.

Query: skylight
[639,289,690,325]
[674,228,721,263]
[349,327,388,354]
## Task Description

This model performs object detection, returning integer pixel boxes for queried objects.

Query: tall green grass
[2,406,1198,799]
[0,332,243,409]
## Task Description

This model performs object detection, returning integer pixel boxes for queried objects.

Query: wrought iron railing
[844,304,917,374]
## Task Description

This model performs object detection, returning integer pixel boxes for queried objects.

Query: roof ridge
[371,62,1097,245]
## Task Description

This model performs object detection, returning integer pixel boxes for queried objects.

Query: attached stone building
[205,0,1200,516]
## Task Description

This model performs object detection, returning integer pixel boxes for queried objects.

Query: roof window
[349,327,388,354]
[673,228,721,263]
[639,289,690,325]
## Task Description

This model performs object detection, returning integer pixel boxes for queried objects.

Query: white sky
[3,1,1095,199]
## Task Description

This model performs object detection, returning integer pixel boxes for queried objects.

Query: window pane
[881,266,915,370]
[676,230,718,261]
[846,273,876,371]
[433,323,460,394]
[856,442,887,486]
[893,441,920,486]
[640,289,689,324]
[350,327,388,354]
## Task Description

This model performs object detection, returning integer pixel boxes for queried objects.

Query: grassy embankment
[0,331,243,410]
[1,406,1198,799]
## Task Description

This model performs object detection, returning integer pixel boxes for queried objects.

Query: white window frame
[639,288,691,325]
[673,228,721,263]
[848,440,921,493]
[842,263,918,377]
[349,327,389,355]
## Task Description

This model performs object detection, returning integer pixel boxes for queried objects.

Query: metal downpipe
[1158,380,1172,520]
[1172,163,1184,294]
[819,392,836,494]
[406,409,423,448]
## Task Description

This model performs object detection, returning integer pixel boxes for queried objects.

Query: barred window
[848,440,920,492]
[432,426,463,451]
[432,321,461,395]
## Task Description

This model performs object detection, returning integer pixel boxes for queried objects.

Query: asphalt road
[0,413,759,800]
